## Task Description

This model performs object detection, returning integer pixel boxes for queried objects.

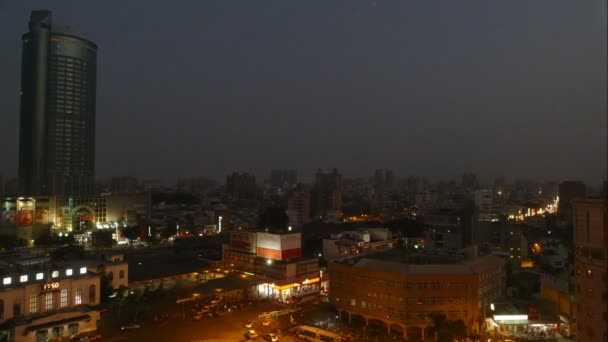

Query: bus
[295,325,344,342]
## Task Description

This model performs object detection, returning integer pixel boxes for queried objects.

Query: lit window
[36,273,43,280]
[60,289,68,308]
[3,277,11,285]
[80,267,87,274]
[45,292,53,311]
[29,294,37,313]
[75,288,82,305]
[52,271,59,278]
[20,275,28,283]
[66,269,73,276]
[586,269,593,279]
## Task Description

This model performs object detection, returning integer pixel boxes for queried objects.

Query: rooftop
[339,249,505,276]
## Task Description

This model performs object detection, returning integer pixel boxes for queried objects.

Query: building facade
[573,198,608,342]
[287,185,310,228]
[311,169,342,220]
[0,266,100,342]
[329,254,506,340]
[18,10,97,198]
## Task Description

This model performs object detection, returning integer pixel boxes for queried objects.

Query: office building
[573,198,608,342]
[18,10,97,197]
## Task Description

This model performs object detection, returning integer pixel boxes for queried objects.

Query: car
[192,312,204,321]
[264,333,279,341]
[245,329,258,339]
[245,320,253,328]
[200,306,210,313]
[261,318,272,326]
[120,323,141,330]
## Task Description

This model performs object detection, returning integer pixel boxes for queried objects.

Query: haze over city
[0,0,606,184]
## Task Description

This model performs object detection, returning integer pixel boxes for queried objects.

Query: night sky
[0,1,606,184]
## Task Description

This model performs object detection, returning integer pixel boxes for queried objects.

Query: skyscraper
[18,10,97,197]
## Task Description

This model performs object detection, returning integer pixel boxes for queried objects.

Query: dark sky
[1,1,606,185]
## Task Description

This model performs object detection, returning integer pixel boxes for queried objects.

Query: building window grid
[45,292,53,311]
[29,294,37,314]
[60,289,68,308]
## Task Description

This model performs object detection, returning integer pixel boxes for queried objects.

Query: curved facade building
[19,10,97,197]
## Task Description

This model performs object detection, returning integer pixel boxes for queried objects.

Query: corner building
[329,253,506,340]
[19,10,97,197]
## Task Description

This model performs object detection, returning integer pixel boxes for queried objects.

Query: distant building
[286,184,310,227]
[322,228,398,261]
[329,251,506,339]
[110,176,138,194]
[0,175,3,196]
[572,198,607,341]
[461,173,479,190]
[226,172,257,200]
[18,10,97,197]
[311,169,342,220]
[473,187,496,222]
[270,170,297,188]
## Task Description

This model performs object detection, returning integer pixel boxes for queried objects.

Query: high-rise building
[311,168,342,220]
[572,198,608,342]
[18,10,97,197]
[287,184,310,227]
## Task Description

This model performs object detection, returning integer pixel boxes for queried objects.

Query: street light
[266,259,273,265]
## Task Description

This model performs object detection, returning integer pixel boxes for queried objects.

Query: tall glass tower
[19,10,97,197]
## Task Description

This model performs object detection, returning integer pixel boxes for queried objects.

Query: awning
[25,315,91,332]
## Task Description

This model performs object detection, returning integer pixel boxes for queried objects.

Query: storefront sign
[41,282,60,293]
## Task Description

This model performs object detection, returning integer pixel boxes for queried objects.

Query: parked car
[192,312,204,321]
[245,329,258,339]
[244,320,253,328]
[264,333,279,341]
[261,318,272,326]
[120,323,141,330]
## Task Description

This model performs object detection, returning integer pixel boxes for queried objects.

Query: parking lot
[101,299,299,342]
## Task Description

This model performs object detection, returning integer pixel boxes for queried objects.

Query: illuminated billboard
[17,198,35,227]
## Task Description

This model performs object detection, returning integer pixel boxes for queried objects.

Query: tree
[258,207,289,231]
[99,274,113,304]
[429,313,467,342]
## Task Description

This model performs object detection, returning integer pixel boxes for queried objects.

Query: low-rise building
[0,265,100,342]
[329,250,506,340]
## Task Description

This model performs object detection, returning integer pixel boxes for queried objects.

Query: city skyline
[0,1,606,185]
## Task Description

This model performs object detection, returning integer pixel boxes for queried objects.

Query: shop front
[255,277,321,302]
[488,314,562,340]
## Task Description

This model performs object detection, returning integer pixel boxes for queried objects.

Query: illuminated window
[29,294,37,313]
[350,299,356,307]
[60,289,68,308]
[45,292,53,311]
[66,269,73,276]
[3,277,11,285]
[586,269,593,279]
[20,275,28,283]
[75,288,82,305]
[80,267,87,274]
[52,271,59,278]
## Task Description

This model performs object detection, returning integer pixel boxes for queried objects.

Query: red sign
[18,209,34,226]
[528,305,539,320]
